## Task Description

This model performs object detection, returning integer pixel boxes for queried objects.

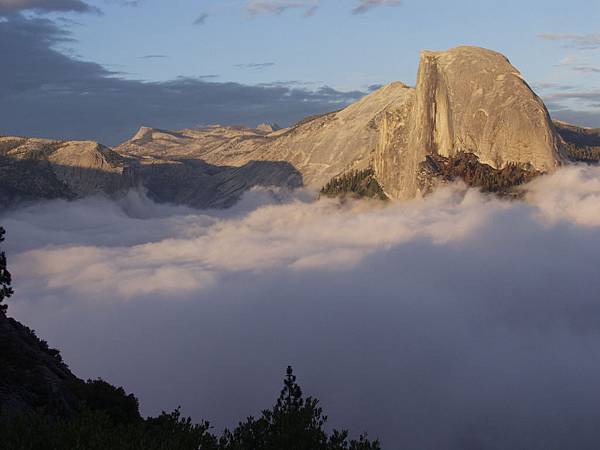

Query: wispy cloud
[257,80,317,88]
[352,0,402,14]
[533,82,578,97]
[193,12,209,25]
[544,90,600,103]
[244,0,402,17]
[555,54,600,75]
[103,0,143,6]
[571,65,600,74]
[236,62,276,70]
[539,33,600,50]
[246,0,319,17]
[140,54,168,59]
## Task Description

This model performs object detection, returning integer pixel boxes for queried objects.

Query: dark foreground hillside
[0,317,381,450]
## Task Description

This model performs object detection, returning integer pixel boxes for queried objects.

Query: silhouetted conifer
[219,366,381,450]
[0,226,14,315]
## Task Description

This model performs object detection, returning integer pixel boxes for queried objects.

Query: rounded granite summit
[376,45,562,199]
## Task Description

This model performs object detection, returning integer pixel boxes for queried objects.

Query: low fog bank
[3,166,600,449]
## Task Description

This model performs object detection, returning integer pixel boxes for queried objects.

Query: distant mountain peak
[256,123,282,133]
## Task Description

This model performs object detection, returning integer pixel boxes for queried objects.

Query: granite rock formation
[376,46,561,198]
[0,46,571,208]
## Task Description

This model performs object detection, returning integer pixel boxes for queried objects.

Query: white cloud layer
[3,165,600,448]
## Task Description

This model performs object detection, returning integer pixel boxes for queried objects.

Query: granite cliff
[1,46,590,208]
[376,46,562,199]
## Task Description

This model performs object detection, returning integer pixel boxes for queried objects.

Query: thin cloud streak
[352,0,402,15]
[539,32,600,50]
[572,65,600,74]
[244,0,402,16]
[245,0,319,17]
[236,62,276,70]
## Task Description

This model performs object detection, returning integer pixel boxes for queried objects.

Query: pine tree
[220,366,381,450]
[266,365,328,449]
[0,226,14,315]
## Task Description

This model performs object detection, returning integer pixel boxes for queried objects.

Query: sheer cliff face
[375,46,561,199]
[373,89,416,199]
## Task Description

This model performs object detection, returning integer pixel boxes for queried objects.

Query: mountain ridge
[0,46,596,209]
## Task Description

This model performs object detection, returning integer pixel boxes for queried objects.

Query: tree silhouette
[0,226,14,315]
[0,364,382,449]
[220,366,381,450]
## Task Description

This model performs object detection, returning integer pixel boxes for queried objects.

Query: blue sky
[1,0,599,143]
[66,0,600,90]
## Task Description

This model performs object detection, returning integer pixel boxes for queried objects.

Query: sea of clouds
[3,165,600,449]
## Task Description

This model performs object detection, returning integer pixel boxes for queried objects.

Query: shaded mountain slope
[554,121,600,163]
[0,137,135,207]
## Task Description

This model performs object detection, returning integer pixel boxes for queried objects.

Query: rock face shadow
[0,154,303,210]
[138,159,304,209]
